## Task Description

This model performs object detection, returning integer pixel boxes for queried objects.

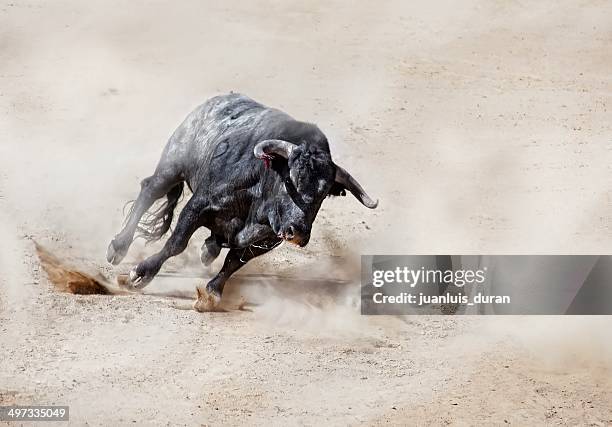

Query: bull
[106,93,378,311]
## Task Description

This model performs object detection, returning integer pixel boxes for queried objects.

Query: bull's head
[254,139,378,247]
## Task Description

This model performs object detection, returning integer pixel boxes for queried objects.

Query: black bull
[106,93,377,311]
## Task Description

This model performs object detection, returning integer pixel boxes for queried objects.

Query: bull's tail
[130,181,185,243]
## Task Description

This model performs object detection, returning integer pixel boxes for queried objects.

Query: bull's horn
[334,164,378,209]
[254,139,296,159]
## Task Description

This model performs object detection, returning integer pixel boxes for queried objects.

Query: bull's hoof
[194,286,221,312]
[200,238,221,267]
[125,268,153,290]
[106,239,128,265]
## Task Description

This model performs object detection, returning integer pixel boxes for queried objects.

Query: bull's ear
[334,164,378,209]
[254,139,296,160]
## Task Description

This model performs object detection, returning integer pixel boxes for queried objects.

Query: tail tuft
[127,182,184,243]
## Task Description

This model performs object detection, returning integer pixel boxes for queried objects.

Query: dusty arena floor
[1,0,611,425]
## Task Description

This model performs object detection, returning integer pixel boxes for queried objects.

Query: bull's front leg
[194,245,272,312]
[193,224,278,311]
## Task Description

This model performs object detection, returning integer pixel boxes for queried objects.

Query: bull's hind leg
[194,245,272,312]
[127,195,206,288]
[106,172,182,265]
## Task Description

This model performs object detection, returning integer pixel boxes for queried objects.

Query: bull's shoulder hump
[183,93,257,120]
[208,93,263,113]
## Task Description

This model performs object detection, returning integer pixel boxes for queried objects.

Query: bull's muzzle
[279,225,310,247]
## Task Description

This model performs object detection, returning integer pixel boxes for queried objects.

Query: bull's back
[167,93,291,191]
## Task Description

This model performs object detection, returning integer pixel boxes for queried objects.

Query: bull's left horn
[254,139,296,160]
[334,164,378,209]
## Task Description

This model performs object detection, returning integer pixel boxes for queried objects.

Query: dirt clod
[35,242,113,295]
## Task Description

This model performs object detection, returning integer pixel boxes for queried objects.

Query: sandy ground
[1,0,612,425]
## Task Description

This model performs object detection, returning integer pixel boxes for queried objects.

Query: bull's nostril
[286,225,295,239]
